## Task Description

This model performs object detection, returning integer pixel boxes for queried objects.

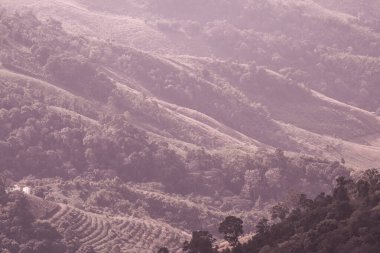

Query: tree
[356,179,369,198]
[362,169,380,192]
[218,216,244,247]
[158,247,169,253]
[183,231,216,253]
[0,175,7,204]
[270,203,289,221]
[297,193,314,210]
[76,245,96,253]
[0,175,6,194]
[333,177,350,201]
[256,218,270,235]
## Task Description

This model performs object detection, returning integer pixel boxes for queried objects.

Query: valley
[0,0,380,252]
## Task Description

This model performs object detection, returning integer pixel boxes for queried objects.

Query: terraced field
[45,203,190,253]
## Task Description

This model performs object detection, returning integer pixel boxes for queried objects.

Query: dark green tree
[297,193,314,210]
[218,216,244,247]
[356,179,370,198]
[158,247,169,253]
[270,203,289,221]
[255,218,269,235]
[362,168,380,192]
[0,175,6,196]
[0,175,8,205]
[333,177,350,201]
[183,231,216,253]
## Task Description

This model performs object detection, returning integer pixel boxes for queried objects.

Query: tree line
[158,168,380,253]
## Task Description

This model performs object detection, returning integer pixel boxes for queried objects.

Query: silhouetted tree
[297,193,314,210]
[0,175,6,201]
[362,168,380,193]
[333,176,350,201]
[183,231,216,253]
[270,203,289,221]
[158,247,170,253]
[255,218,269,235]
[356,179,370,198]
[218,216,244,247]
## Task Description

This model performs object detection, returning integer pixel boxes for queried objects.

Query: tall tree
[157,247,169,253]
[256,218,269,235]
[218,216,244,247]
[0,175,7,204]
[270,203,289,221]
[183,231,216,253]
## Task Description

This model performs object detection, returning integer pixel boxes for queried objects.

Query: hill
[235,169,380,253]
[177,169,380,253]
[44,202,189,253]
[1,1,380,252]
[1,0,380,168]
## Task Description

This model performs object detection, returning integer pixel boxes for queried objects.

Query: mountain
[0,0,380,252]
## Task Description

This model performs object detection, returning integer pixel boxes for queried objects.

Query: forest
[171,169,380,253]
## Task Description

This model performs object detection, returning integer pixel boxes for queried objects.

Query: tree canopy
[183,231,216,253]
[218,216,244,247]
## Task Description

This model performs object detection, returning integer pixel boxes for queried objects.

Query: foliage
[178,169,380,253]
[270,203,289,221]
[237,169,380,253]
[157,247,170,253]
[183,231,217,253]
[218,216,244,247]
[0,190,67,253]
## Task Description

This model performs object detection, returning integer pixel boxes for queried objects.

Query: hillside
[44,202,189,253]
[237,169,380,253]
[1,1,380,252]
[179,169,380,253]
[1,0,380,168]
[0,186,67,253]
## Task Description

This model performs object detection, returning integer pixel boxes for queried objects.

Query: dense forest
[174,169,380,253]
